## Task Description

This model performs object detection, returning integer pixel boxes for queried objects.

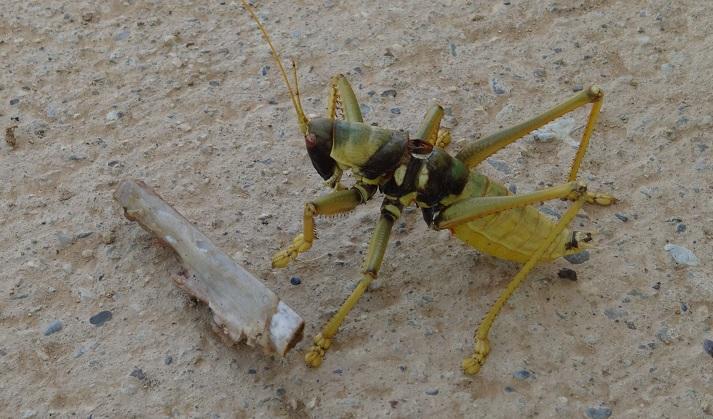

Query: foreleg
[272,184,376,268]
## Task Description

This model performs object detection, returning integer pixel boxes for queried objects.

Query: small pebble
[604,308,626,320]
[664,244,699,266]
[585,406,612,419]
[539,206,561,219]
[533,68,546,79]
[652,282,661,290]
[10,98,19,105]
[177,123,192,132]
[290,276,301,286]
[656,327,672,344]
[115,30,130,41]
[615,213,629,222]
[43,320,63,336]
[164,355,173,365]
[490,78,507,95]
[276,388,286,396]
[89,310,112,326]
[703,339,713,357]
[333,368,343,374]
[101,231,116,245]
[390,107,401,115]
[56,232,74,248]
[380,89,397,98]
[660,63,674,77]
[486,158,511,174]
[248,368,257,374]
[425,389,439,395]
[676,223,686,233]
[533,117,576,142]
[558,268,578,281]
[513,369,531,379]
[106,110,123,122]
[130,368,146,380]
[564,250,590,265]
[46,105,59,118]
[261,65,269,76]
[504,386,514,393]
[162,34,178,46]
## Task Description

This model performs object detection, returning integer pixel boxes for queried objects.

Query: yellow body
[451,172,585,263]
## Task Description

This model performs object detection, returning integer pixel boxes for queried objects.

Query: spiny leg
[462,195,587,375]
[322,74,364,189]
[272,184,376,268]
[454,86,613,204]
[327,74,363,122]
[435,128,452,149]
[305,200,401,367]
[414,104,451,149]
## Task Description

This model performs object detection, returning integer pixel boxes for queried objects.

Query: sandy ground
[2,0,712,417]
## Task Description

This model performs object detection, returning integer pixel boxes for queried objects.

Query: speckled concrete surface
[1,1,712,417]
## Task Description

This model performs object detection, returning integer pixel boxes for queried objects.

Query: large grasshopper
[242,1,615,375]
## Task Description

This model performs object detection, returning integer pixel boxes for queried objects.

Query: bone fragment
[114,179,303,356]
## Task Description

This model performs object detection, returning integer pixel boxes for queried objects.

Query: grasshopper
[241,1,615,375]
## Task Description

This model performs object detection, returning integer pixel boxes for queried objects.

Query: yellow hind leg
[462,195,587,375]
[434,181,587,230]
[455,87,603,175]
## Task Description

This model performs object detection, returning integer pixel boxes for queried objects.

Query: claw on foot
[304,333,331,368]
[462,338,490,375]
[305,347,324,367]
[272,233,312,268]
[462,356,482,375]
[586,192,617,206]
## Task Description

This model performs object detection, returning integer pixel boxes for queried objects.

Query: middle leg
[305,199,401,367]
[414,104,451,149]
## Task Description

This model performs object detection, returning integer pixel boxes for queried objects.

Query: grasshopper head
[305,117,338,181]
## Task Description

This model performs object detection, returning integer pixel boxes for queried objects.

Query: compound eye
[305,133,318,149]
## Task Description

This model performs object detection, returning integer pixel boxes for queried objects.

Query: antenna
[241,0,309,135]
